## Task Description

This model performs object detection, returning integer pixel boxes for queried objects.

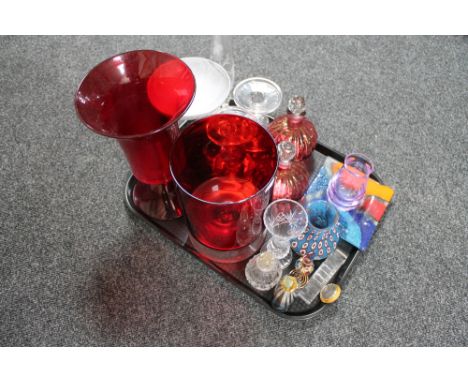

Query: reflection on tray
[124,143,387,319]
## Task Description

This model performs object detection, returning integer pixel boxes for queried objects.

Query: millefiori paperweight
[291,200,340,260]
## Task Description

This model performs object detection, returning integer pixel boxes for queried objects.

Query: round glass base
[132,180,182,220]
[245,252,282,291]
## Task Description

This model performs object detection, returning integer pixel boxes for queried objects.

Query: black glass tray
[124,142,384,320]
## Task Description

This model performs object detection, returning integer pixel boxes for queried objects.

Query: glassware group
[75,46,379,314]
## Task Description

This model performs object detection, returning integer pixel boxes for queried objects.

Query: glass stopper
[288,95,306,116]
[277,141,296,169]
[256,251,276,272]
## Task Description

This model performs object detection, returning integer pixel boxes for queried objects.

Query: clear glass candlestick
[233,77,282,128]
[262,199,308,269]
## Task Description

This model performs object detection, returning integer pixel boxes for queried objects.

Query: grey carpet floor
[0,36,466,346]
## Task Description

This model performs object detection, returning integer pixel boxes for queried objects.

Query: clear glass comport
[262,199,308,269]
[267,96,318,160]
[233,77,282,127]
[245,251,282,291]
[272,141,310,201]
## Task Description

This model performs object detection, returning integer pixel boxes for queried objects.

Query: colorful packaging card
[301,157,394,251]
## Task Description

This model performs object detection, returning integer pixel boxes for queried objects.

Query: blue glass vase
[291,200,340,260]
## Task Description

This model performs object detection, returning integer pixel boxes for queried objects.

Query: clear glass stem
[254,113,270,128]
[267,237,291,260]
[210,35,235,100]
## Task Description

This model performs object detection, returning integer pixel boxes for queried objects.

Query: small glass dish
[180,57,231,121]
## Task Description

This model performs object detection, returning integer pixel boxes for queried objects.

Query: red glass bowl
[74,50,195,220]
[170,114,278,261]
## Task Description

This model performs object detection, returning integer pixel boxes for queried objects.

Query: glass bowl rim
[233,76,283,115]
[307,199,340,232]
[169,114,279,207]
[262,198,309,236]
[74,49,196,140]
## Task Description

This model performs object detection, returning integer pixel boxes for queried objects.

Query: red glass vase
[170,114,278,262]
[75,50,195,220]
[267,96,318,160]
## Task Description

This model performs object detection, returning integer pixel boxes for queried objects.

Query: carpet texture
[0,36,466,346]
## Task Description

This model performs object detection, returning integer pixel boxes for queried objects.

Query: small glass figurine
[327,153,374,211]
[272,275,299,312]
[245,251,282,291]
[272,141,310,201]
[262,199,308,269]
[267,96,318,160]
[291,200,341,260]
[289,256,315,288]
[233,77,282,127]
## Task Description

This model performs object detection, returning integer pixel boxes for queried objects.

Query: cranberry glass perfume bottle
[272,141,310,201]
[267,96,318,160]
